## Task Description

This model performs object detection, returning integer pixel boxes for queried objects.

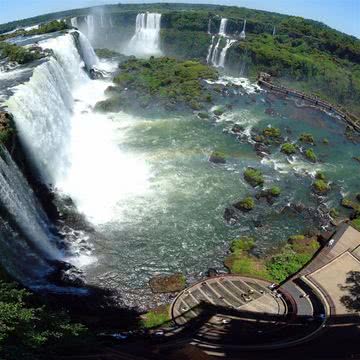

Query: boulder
[149,273,186,294]
[209,151,226,164]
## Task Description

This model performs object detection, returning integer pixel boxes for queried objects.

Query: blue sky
[0,0,359,37]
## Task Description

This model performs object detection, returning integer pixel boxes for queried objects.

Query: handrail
[257,75,360,132]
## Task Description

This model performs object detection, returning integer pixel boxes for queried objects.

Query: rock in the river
[149,273,186,294]
[209,151,226,164]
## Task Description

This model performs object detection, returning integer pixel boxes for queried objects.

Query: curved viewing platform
[160,224,360,357]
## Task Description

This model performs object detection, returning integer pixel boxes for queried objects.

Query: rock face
[0,111,14,145]
[149,273,186,294]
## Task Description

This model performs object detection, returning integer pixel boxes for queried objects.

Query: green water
[85,86,360,300]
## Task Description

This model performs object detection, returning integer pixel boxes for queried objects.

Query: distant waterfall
[126,13,162,57]
[207,19,211,34]
[70,17,78,28]
[218,39,236,68]
[218,18,228,36]
[240,19,246,40]
[273,26,276,36]
[85,15,95,43]
[207,18,235,68]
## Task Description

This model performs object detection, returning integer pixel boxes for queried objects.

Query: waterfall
[273,26,276,36]
[6,33,94,188]
[85,15,95,43]
[218,39,236,68]
[110,16,114,28]
[207,18,211,34]
[0,144,60,285]
[210,37,221,66]
[78,32,99,69]
[100,14,104,28]
[126,13,162,57]
[70,17,78,28]
[240,19,246,40]
[207,18,233,67]
[206,36,215,63]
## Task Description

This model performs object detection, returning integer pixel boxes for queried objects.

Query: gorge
[0,3,360,357]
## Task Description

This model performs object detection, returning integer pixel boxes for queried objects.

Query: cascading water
[207,18,236,68]
[206,36,215,63]
[85,15,95,43]
[126,13,162,57]
[240,19,246,39]
[207,18,211,34]
[218,39,236,68]
[218,18,228,36]
[0,144,60,285]
[70,17,78,28]
[272,26,276,36]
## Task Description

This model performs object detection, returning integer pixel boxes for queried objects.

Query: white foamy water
[126,13,162,57]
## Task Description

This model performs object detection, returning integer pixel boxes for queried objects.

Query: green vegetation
[0,113,15,145]
[141,305,171,329]
[315,171,326,181]
[230,237,255,253]
[209,150,226,164]
[0,42,42,64]
[330,208,339,218]
[263,126,281,138]
[0,21,68,41]
[299,133,315,144]
[0,281,87,359]
[95,48,128,61]
[351,217,360,232]
[98,57,217,112]
[341,198,358,210]
[313,179,330,193]
[266,246,312,282]
[268,186,281,197]
[281,142,297,155]
[234,196,255,211]
[323,138,329,144]
[305,148,317,162]
[244,167,264,187]
[225,232,319,282]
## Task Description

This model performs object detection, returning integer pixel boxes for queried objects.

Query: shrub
[330,208,339,218]
[268,186,281,197]
[313,179,330,193]
[0,42,42,64]
[263,126,281,138]
[266,247,311,282]
[323,138,329,144]
[230,237,255,254]
[281,143,296,155]
[244,167,264,187]
[351,217,360,232]
[305,148,317,162]
[315,171,326,181]
[288,235,305,242]
[299,133,314,144]
[234,197,255,211]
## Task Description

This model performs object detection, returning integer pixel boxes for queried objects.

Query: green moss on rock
[313,179,330,193]
[305,148,317,162]
[244,167,264,187]
[281,143,297,155]
[263,126,281,138]
[234,197,255,211]
[299,133,315,144]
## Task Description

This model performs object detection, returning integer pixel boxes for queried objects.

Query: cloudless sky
[0,0,359,38]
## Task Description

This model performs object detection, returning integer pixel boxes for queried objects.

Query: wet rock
[149,273,186,294]
[48,261,85,287]
[224,207,236,222]
[231,124,244,133]
[206,268,218,277]
[209,151,226,164]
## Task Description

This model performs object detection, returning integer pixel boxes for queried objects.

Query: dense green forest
[0,3,359,114]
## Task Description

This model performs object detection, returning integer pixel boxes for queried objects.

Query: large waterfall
[126,13,162,57]
[0,143,60,285]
